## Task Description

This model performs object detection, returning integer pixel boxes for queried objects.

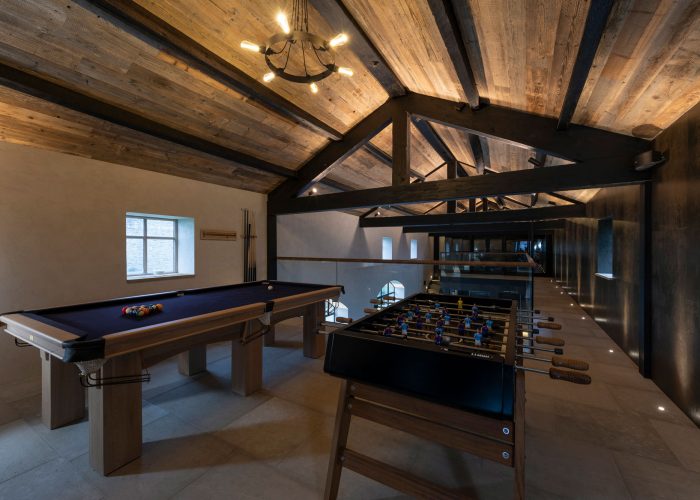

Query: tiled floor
[1,278,699,499]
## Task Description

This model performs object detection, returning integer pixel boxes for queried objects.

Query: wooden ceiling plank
[308,0,405,97]
[426,0,480,108]
[269,99,395,200]
[557,0,614,129]
[0,62,296,178]
[363,142,425,181]
[360,204,585,228]
[401,92,649,162]
[89,0,344,141]
[268,158,651,214]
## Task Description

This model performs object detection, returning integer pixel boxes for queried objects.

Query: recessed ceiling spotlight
[657,406,666,412]
[581,316,585,320]
[608,349,614,353]
[570,303,574,306]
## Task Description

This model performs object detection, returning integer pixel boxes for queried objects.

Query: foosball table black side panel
[324,332,515,419]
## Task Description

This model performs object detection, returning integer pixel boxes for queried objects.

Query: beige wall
[0,142,266,383]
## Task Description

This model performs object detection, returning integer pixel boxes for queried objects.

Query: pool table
[0,280,342,475]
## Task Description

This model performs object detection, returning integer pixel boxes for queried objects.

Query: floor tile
[0,457,102,500]
[0,419,57,483]
[650,419,700,473]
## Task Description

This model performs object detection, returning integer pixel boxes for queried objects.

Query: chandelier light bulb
[329,33,348,47]
[263,72,276,82]
[337,66,353,77]
[309,82,319,94]
[240,40,261,52]
[276,12,290,34]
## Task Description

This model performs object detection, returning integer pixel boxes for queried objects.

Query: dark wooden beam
[469,134,486,174]
[503,196,530,209]
[400,93,649,162]
[268,159,651,214]
[89,0,343,140]
[403,219,567,234]
[638,182,652,377]
[269,99,395,200]
[359,204,585,228]
[546,192,584,205]
[426,0,480,108]
[363,143,425,180]
[392,109,411,186]
[468,198,476,212]
[0,63,296,179]
[411,117,470,178]
[308,0,405,97]
[557,0,615,130]
[423,202,445,215]
[446,160,457,213]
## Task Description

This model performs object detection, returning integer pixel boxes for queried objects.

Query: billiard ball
[267,285,273,291]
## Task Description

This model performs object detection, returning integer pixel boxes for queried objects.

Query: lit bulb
[240,40,261,52]
[311,187,318,193]
[263,72,275,82]
[336,67,353,77]
[608,349,614,353]
[657,406,666,412]
[276,12,290,34]
[309,82,319,94]
[329,33,348,47]
[377,211,381,216]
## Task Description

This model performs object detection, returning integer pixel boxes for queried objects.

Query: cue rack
[242,208,257,282]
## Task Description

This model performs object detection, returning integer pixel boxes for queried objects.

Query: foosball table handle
[536,321,562,330]
[534,335,565,346]
[549,367,591,385]
[551,356,589,371]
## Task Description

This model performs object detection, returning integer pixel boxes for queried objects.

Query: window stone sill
[127,273,195,283]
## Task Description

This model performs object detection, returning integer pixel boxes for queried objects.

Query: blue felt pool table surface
[22,281,338,341]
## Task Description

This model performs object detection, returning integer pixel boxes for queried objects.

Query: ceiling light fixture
[240,0,352,92]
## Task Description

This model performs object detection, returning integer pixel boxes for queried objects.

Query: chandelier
[240,0,353,93]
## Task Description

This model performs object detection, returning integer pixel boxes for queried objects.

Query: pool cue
[243,209,248,282]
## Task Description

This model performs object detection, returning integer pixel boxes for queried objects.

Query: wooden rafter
[268,159,651,214]
[0,63,296,179]
[363,142,425,181]
[89,0,343,140]
[359,204,585,228]
[426,0,480,108]
[557,0,615,130]
[546,192,584,205]
[269,99,396,200]
[308,0,405,97]
[392,109,411,186]
[411,117,469,177]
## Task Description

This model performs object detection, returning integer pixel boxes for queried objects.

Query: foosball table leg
[514,370,526,500]
[324,380,352,500]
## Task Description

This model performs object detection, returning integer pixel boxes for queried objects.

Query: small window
[410,239,418,259]
[126,213,195,280]
[382,236,393,260]
[596,217,614,279]
[325,300,349,322]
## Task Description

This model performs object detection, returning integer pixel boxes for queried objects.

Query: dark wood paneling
[650,101,700,426]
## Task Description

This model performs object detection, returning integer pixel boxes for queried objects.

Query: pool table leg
[88,352,142,475]
[303,302,325,358]
[264,325,276,346]
[231,322,263,396]
[41,352,85,429]
[178,345,207,376]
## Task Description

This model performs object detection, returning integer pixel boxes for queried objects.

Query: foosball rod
[395,306,549,331]
[364,322,507,351]
[412,298,552,319]
[367,319,507,344]
[516,341,564,355]
[372,315,509,340]
[518,366,591,385]
[517,354,589,371]
[356,328,504,356]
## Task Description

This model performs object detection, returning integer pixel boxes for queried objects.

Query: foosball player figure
[401,322,409,339]
[397,314,405,326]
[407,309,415,320]
[471,304,479,316]
[425,311,432,323]
[457,298,463,310]
[443,312,451,326]
[413,304,421,315]
[486,317,494,329]
[480,324,489,344]
[457,320,466,336]
[383,326,393,337]
[474,329,483,346]
[434,301,441,310]
[415,314,424,331]
[471,309,480,322]
[465,317,472,329]
[434,325,443,345]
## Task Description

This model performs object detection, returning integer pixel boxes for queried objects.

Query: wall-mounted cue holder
[200,229,237,241]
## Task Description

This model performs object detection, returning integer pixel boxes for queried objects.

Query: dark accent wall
[553,184,642,361]
[553,101,700,426]
[650,102,700,426]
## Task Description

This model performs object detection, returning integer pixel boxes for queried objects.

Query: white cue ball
[267,285,273,291]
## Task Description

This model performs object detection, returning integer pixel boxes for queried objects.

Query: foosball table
[323,292,590,499]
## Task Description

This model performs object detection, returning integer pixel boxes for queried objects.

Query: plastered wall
[0,142,266,383]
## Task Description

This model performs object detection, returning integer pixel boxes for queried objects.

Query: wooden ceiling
[0,0,697,210]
